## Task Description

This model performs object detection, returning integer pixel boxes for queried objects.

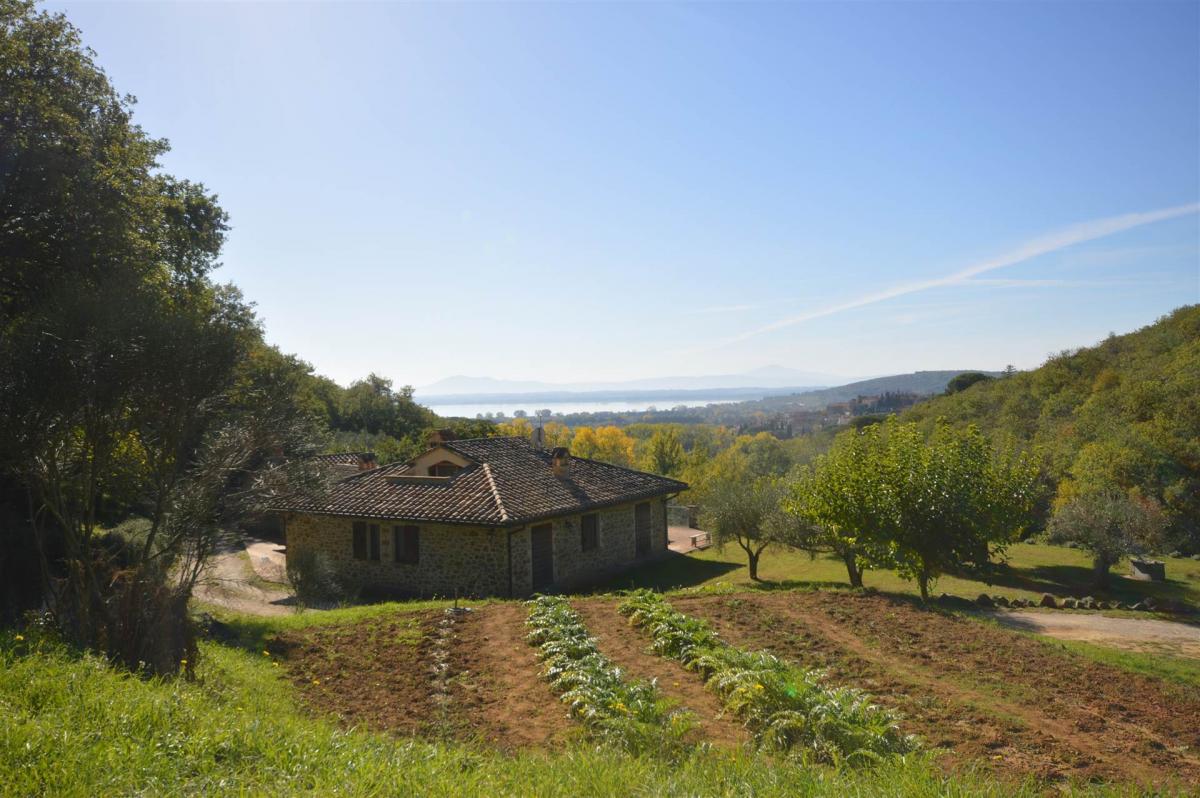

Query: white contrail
[713,202,1199,347]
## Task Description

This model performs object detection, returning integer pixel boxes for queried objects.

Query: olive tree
[1047,490,1167,589]
[698,456,790,581]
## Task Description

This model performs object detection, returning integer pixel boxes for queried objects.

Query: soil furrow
[450,602,576,750]
[676,591,1200,787]
[572,598,750,748]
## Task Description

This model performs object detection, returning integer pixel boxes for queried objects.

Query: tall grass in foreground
[0,626,1176,797]
[619,590,917,764]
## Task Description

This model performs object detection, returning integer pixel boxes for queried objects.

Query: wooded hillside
[902,306,1200,549]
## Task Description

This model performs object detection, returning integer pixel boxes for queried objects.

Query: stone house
[274,435,687,597]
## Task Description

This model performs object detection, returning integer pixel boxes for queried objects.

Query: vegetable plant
[618,590,917,764]
[526,595,693,755]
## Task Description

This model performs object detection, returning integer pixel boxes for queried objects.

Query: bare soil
[672,590,1200,788]
[449,602,575,750]
[269,591,1200,788]
[572,597,749,748]
[275,603,575,749]
[274,610,447,737]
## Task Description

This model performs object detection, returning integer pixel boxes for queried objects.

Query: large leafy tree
[878,420,1039,600]
[641,427,686,477]
[784,424,893,588]
[571,426,636,467]
[0,1,324,672]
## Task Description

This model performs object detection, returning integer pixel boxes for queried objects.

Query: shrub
[619,590,917,764]
[286,548,356,607]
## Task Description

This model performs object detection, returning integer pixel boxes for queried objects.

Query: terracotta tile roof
[313,452,376,466]
[275,437,687,526]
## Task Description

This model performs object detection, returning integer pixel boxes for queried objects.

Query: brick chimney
[427,428,456,446]
[531,426,545,449]
[551,447,571,479]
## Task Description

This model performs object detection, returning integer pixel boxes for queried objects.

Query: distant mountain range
[416,366,858,401]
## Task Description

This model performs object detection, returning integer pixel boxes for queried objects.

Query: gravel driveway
[991,609,1200,659]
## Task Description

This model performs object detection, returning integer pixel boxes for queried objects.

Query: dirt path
[674,591,1200,788]
[193,540,294,616]
[572,598,749,748]
[991,609,1200,659]
[450,603,575,750]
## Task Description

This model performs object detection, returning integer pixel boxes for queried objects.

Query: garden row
[525,595,693,754]
[617,590,918,764]
[526,593,917,764]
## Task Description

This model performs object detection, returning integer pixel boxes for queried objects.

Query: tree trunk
[842,551,863,588]
[747,549,761,581]
[1093,556,1111,590]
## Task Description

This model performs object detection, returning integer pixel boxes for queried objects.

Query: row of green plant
[618,590,917,764]
[525,595,693,754]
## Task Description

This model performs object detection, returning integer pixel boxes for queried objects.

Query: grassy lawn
[609,542,1200,608]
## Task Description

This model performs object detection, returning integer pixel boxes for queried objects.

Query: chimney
[551,447,571,479]
[427,428,456,446]
[531,426,545,449]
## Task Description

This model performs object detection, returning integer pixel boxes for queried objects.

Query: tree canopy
[904,306,1200,552]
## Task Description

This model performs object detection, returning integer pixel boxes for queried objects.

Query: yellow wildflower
[262,650,270,656]
[14,634,24,642]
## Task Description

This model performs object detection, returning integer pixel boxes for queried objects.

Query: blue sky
[48,1,1200,387]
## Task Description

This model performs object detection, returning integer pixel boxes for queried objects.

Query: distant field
[611,542,1200,607]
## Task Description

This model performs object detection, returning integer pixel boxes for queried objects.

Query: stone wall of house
[544,497,669,592]
[284,496,669,599]
[284,513,510,598]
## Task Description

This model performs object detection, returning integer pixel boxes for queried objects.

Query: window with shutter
[352,521,367,560]
[580,514,598,551]
[394,525,419,564]
[368,524,381,562]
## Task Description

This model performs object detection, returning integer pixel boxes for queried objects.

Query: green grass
[1030,635,1200,690]
[612,542,1200,608]
[195,597,463,652]
[0,610,1173,796]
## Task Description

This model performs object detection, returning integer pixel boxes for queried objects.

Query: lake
[423,395,744,418]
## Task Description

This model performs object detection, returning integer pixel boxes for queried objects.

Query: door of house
[531,523,554,592]
[634,503,651,557]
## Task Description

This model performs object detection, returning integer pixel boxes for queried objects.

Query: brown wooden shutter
[352,521,367,560]
[394,525,419,564]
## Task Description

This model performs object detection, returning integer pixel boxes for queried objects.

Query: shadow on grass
[589,551,743,593]
[970,561,1196,604]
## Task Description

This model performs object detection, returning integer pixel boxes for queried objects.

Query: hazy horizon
[45,1,1200,388]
